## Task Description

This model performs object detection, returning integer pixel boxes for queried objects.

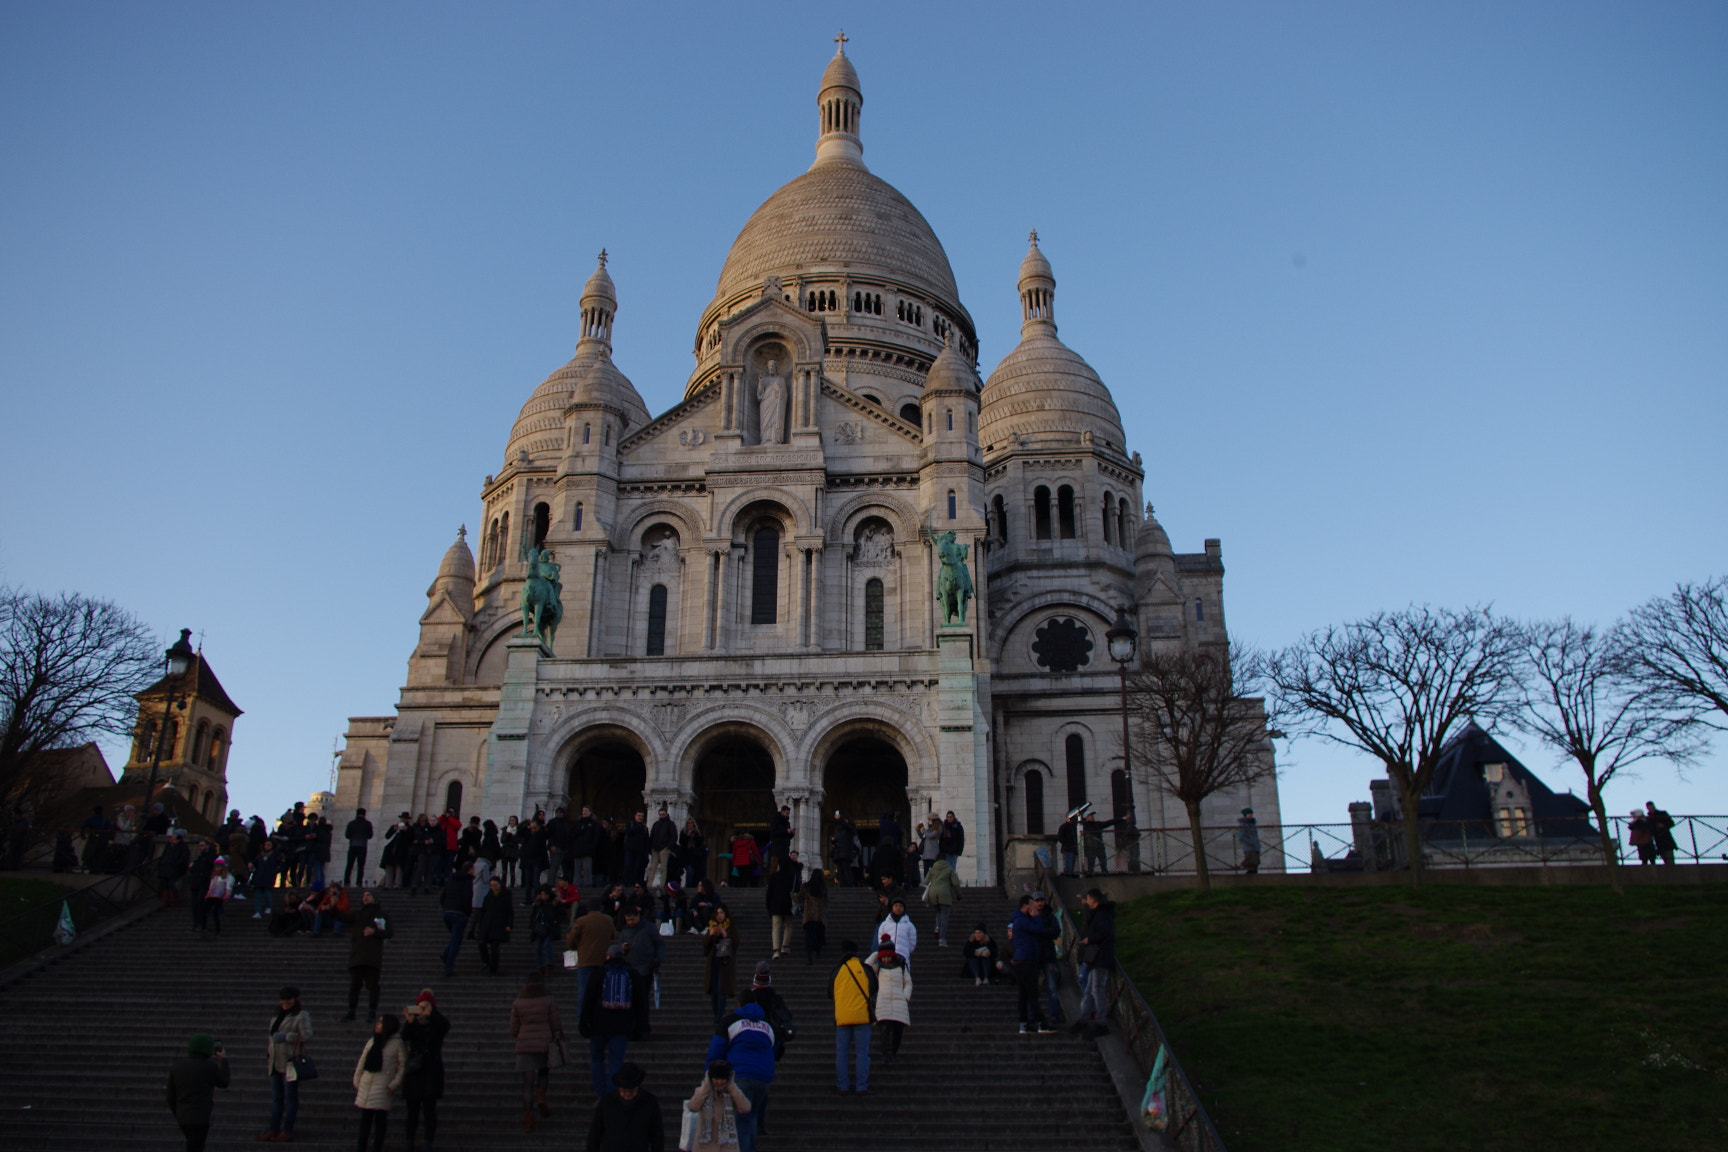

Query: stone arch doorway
[566,736,647,827]
[689,732,777,878]
[822,735,910,876]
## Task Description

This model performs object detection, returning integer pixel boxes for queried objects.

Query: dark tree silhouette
[1126,642,1276,892]
[1619,575,1728,734]
[0,588,160,806]
[1515,617,1701,892]
[1270,605,1521,887]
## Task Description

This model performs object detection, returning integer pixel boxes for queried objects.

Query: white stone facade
[336,44,1279,884]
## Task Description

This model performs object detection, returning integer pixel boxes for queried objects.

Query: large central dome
[713,162,962,315]
[692,41,973,375]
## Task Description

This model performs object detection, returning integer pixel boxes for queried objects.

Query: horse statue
[518,540,563,648]
[927,527,974,625]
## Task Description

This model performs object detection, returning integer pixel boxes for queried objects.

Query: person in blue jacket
[704,997,776,1152]
[1008,893,1058,1034]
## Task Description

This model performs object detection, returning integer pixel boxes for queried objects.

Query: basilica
[336,41,1280,884]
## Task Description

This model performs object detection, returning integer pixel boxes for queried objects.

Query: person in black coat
[579,950,651,1100]
[764,854,801,959]
[400,992,451,1149]
[1074,889,1117,1037]
[622,813,651,888]
[165,1032,229,1152]
[475,876,514,974]
[584,1062,663,1152]
[343,809,374,886]
[570,806,602,888]
[156,832,191,907]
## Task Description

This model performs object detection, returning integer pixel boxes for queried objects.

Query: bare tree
[1514,618,1701,892]
[1270,605,1521,887]
[1126,642,1277,892]
[0,588,160,805]
[1619,575,1728,733]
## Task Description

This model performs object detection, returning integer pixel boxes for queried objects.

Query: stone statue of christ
[756,359,786,444]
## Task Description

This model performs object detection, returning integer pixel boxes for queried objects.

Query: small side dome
[922,330,977,394]
[506,350,650,462]
[980,233,1126,452]
[1134,506,1173,563]
[580,250,617,307]
[436,526,476,584]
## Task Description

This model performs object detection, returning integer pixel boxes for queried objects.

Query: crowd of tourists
[153,797,1128,1152]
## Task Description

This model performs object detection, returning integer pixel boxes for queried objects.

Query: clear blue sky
[3,2,1724,829]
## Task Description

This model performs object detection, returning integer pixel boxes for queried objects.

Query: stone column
[936,622,993,885]
[483,636,547,820]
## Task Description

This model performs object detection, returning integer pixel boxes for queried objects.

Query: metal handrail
[1059,815,1727,876]
[1035,853,1229,1152]
[0,862,158,967]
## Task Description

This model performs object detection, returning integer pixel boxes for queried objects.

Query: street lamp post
[1105,608,1139,838]
[139,629,196,825]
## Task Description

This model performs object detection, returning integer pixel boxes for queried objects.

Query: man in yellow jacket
[829,939,878,1094]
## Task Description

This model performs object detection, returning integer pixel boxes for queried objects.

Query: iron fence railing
[1034,851,1228,1152]
[1057,815,1727,877]
[0,862,158,968]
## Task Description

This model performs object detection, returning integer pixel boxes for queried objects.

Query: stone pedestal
[936,623,993,885]
[483,636,548,820]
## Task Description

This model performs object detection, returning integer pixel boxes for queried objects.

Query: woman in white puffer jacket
[867,937,914,1064]
[352,1013,405,1151]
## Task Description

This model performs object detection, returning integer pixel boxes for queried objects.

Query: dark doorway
[444,780,463,820]
[822,736,910,870]
[691,735,777,867]
[567,739,647,826]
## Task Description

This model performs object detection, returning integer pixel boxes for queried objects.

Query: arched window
[1034,487,1053,539]
[1118,501,1131,549]
[1024,770,1045,835]
[191,721,210,768]
[582,422,591,444]
[1101,494,1115,545]
[646,584,668,655]
[1195,599,1205,622]
[945,409,953,431]
[1111,769,1133,820]
[603,424,611,446]
[533,502,550,550]
[873,293,882,315]
[751,526,780,625]
[1057,485,1077,538]
[444,780,463,820]
[162,718,180,762]
[992,495,1009,543]
[1065,734,1087,811]
[947,490,957,520]
[574,502,584,531]
[209,728,225,769]
[201,792,216,821]
[899,402,921,425]
[808,294,818,312]
[862,394,881,407]
[485,518,499,567]
[187,785,198,810]
[499,512,509,561]
[135,720,156,763]
[853,291,862,312]
[864,578,884,651]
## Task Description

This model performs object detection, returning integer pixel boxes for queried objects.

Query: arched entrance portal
[566,739,646,826]
[691,736,777,878]
[822,736,910,876]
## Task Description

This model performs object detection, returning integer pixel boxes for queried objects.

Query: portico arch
[684,723,780,874]
[562,724,648,826]
[812,718,919,880]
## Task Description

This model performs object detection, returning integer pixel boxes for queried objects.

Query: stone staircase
[0,879,1138,1151]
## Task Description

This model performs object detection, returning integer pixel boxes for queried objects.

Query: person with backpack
[580,943,650,1100]
[829,939,876,1094]
[705,993,776,1152]
[867,936,913,1065]
[922,856,958,948]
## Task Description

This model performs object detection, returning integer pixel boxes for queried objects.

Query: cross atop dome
[597,248,608,268]
[834,29,848,52]
[1029,228,1039,245]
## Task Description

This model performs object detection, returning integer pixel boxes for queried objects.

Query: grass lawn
[1116,883,1728,1152]
[0,876,78,916]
